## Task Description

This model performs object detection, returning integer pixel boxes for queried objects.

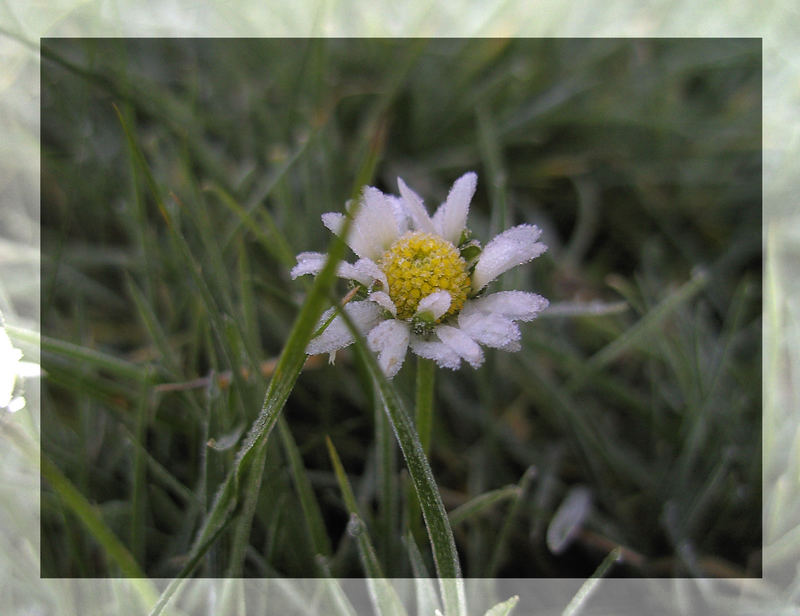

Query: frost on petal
[321,212,346,235]
[291,253,383,288]
[346,187,402,260]
[471,224,547,292]
[367,319,410,377]
[353,258,389,290]
[409,336,462,370]
[458,310,521,350]
[306,301,384,356]
[432,172,476,244]
[368,291,397,316]
[464,291,549,322]
[415,290,451,321]
[290,252,326,279]
[397,178,435,233]
[435,325,484,368]
[386,195,412,234]
[499,339,522,352]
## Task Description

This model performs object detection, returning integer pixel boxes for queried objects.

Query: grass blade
[147,135,378,616]
[569,268,709,390]
[561,548,622,616]
[205,182,297,268]
[7,324,152,384]
[374,386,399,572]
[278,416,333,560]
[129,378,149,567]
[224,439,269,578]
[325,436,408,616]
[41,454,149,582]
[448,485,521,527]
[485,466,536,577]
[338,310,466,616]
[315,557,359,616]
[476,103,508,238]
[0,410,165,612]
[406,532,441,616]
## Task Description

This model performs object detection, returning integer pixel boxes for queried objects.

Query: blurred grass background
[39,38,761,580]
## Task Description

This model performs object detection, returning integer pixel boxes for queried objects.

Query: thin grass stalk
[406,532,441,615]
[146,137,380,616]
[325,437,408,616]
[485,466,536,577]
[561,548,622,616]
[448,485,521,527]
[224,439,269,577]
[278,415,333,561]
[338,309,466,616]
[375,384,398,572]
[315,556,359,616]
[130,376,150,567]
[39,452,157,604]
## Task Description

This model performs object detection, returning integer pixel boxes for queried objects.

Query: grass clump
[39,38,761,587]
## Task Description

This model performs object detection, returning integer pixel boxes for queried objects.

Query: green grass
[36,37,761,611]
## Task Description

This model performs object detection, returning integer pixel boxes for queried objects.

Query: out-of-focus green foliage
[40,38,760,581]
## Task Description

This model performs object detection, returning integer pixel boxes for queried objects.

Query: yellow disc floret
[379,231,471,321]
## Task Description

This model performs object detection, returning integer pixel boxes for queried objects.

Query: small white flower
[292,172,548,377]
[1,320,39,413]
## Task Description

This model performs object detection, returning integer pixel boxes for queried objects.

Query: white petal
[415,290,451,321]
[352,258,389,289]
[324,191,401,260]
[464,291,549,322]
[368,291,397,316]
[386,195,412,234]
[435,325,484,368]
[290,252,326,279]
[458,310,521,350]
[306,301,384,356]
[353,186,400,260]
[409,336,462,370]
[432,172,476,244]
[290,253,387,289]
[397,178,435,233]
[367,319,410,378]
[321,212,345,235]
[471,225,547,292]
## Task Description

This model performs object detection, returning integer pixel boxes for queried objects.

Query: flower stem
[415,357,436,455]
[409,356,435,549]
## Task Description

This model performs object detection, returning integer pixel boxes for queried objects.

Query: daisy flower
[291,172,548,377]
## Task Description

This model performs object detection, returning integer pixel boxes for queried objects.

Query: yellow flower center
[379,231,471,321]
